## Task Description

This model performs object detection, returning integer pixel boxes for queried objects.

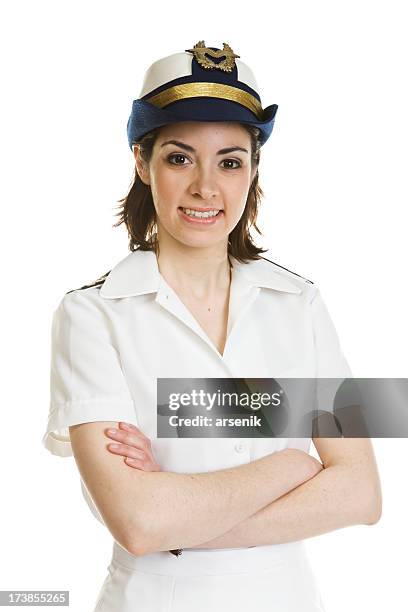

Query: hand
[308,454,324,475]
[105,422,162,471]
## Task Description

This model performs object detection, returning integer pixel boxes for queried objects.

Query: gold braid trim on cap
[145,82,264,120]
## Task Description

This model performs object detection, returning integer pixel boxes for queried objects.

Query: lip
[178,207,224,225]
[179,206,223,212]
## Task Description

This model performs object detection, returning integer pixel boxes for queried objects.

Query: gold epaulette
[261,256,314,285]
[65,270,111,295]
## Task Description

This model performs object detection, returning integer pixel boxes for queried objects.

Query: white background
[1,1,407,610]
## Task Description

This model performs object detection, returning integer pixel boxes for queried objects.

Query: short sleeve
[42,290,137,457]
[310,287,353,432]
[310,287,353,378]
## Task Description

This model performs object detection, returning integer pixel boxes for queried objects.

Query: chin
[173,231,228,250]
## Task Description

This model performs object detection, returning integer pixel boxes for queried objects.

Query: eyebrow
[160,139,249,155]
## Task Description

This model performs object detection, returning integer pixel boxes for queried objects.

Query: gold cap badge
[185,40,240,73]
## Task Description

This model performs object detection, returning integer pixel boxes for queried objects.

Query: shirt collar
[99,249,303,299]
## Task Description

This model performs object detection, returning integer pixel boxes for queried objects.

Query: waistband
[112,539,308,577]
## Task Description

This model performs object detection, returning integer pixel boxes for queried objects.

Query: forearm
[191,464,380,549]
[131,449,315,555]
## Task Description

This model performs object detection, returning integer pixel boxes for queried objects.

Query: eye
[221,159,242,170]
[167,153,190,166]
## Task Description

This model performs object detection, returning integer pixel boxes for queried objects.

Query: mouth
[178,206,224,219]
[178,206,224,225]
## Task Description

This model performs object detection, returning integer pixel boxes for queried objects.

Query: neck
[154,233,232,301]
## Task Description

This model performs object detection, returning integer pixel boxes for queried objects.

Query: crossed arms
[69,422,382,556]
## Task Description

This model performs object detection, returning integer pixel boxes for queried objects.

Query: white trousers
[94,540,326,612]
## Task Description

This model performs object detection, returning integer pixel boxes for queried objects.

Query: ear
[133,145,151,186]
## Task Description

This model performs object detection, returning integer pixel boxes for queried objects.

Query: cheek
[227,180,250,212]
[221,182,251,230]
[152,171,182,208]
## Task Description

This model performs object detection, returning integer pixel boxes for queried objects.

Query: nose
[189,163,219,201]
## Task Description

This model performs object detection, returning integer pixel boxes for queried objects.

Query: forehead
[157,121,249,143]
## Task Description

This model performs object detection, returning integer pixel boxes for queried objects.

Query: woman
[42,41,382,612]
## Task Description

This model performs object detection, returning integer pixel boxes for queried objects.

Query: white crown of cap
[138,51,260,99]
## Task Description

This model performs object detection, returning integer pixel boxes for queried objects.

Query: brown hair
[113,123,269,263]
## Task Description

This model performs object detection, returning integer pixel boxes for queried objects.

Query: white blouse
[42,248,352,525]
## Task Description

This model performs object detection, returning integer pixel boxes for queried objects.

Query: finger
[125,457,146,469]
[107,443,145,461]
[106,428,148,450]
[125,456,161,471]
[119,422,148,438]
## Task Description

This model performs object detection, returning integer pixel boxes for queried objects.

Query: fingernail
[110,444,120,449]
[108,429,117,434]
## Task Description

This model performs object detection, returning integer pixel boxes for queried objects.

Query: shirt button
[234,442,247,453]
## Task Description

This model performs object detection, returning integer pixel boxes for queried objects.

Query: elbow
[125,524,153,557]
[347,465,382,526]
[121,482,174,556]
[106,513,152,557]
[127,540,148,557]
[127,534,164,557]
[111,528,146,558]
[365,500,382,525]
[126,518,164,557]
[363,490,382,525]
[124,531,150,557]
[128,523,179,557]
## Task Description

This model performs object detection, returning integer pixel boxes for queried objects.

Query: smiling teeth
[182,208,220,218]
